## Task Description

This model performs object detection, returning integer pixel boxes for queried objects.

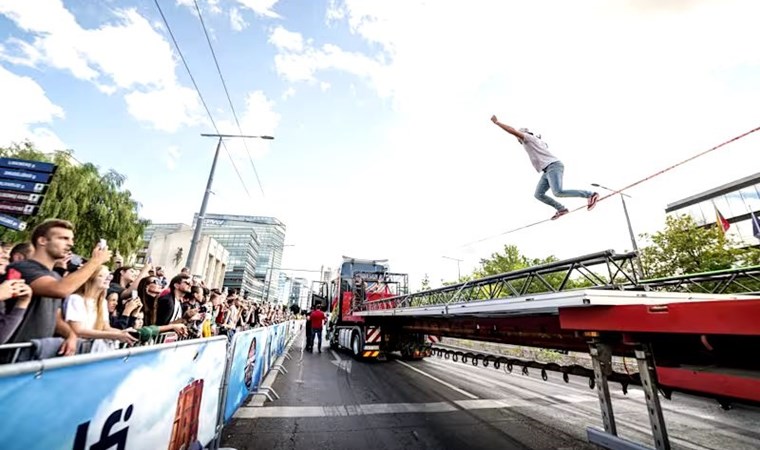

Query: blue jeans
[312,328,322,350]
[535,161,593,211]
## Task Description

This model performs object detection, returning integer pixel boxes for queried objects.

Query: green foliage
[639,214,750,278]
[468,244,590,296]
[0,142,149,257]
[418,273,431,292]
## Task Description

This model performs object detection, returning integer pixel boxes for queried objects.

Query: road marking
[330,349,352,373]
[234,395,592,419]
[395,359,479,399]
[235,402,457,418]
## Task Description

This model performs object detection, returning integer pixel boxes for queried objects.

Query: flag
[751,210,760,240]
[714,205,730,233]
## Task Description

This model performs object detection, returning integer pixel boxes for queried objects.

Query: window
[739,185,760,212]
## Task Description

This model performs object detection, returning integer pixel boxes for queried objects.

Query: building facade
[142,224,229,286]
[666,172,760,248]
[198,214,286,301]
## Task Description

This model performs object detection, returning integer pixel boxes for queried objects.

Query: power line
[153,0,251,198]
[461,124,760,248]
[192,0,266,197]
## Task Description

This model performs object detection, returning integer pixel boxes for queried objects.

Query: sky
[1,0,759,290]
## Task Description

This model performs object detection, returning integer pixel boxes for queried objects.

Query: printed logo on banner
[0,338,227,450]
[224,328,268,423]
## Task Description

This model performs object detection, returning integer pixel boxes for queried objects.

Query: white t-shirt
[521,133,559,172]
[65,294,108,330]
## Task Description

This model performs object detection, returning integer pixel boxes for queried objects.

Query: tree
[0,143,149,258]
[638,214,752,279]
[418,273,431,292]
[470,244,589,295]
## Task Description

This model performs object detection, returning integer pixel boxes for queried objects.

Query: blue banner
[0,168,53,183]
[223,327,269,423]
[0,337,227,450]
[0,157,57,174]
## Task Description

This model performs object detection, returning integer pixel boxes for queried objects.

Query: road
[221,336,760,450]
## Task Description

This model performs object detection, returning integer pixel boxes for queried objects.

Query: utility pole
[442,255,463,280]
[186,133,274,271]
[592,183,645,279]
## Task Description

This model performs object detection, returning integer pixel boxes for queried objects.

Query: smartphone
[131,290,139,300]
[147,255,152,264]
[98,238,107,249]
[128,330,141,340]
[6,268,21,280]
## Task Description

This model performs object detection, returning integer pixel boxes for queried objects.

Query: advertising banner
[0,337,227,450]
[223,327,269,423]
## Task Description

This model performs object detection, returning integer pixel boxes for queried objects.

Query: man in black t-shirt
[4,219,113,356]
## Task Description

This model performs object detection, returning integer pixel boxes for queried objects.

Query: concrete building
[196,214,286,301]
[666,172,760,248]
[143,224,229,286]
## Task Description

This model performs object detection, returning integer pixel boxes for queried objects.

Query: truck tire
[351,332,363,359]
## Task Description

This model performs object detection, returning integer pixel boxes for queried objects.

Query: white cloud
[0,1,203,133]
[268,26,304,52]
[0,65,66,151]
[281,86,296,100]
[165,146,181,171]
[320,81,331,92]
[269,26,389,95]
[235,0,282,19]
[215,90,281,171]
[229,7,248,31]
[125,85,205,133]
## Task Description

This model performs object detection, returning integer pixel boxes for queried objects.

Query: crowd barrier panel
[0,320,304,450]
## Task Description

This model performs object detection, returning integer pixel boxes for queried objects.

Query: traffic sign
[0,214,26,231]
[0,190,43,205]
[0,202,38,216]
[0,168,53,183]
[0,179,48,194]
[0,157,57,231]
[0,157,56,174]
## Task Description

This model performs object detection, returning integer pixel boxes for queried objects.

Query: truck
[325,256,434,360]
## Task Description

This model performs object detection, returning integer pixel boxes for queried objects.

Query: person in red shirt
[309,304,326,353]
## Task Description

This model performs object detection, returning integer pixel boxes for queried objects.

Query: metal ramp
[354,250,760,316]
[354,249,639,313]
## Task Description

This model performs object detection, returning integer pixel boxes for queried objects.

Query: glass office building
[666,172,760,248]
[196,214,286,301]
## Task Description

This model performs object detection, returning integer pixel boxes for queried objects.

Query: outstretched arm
[490,115,525,141]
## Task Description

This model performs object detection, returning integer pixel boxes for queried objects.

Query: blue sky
[1,0,760,289]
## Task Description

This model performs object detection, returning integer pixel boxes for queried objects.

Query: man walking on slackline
[491,115,599,219]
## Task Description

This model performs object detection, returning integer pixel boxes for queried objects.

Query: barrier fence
[0,320,302,450]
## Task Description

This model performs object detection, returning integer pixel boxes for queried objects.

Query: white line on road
[395,359,479,399]
[233,395,589,419]
[235,402,458,418]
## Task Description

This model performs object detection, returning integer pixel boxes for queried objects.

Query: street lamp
[592,183,644,279]
[442,255,463,280]
[186,133,274,271]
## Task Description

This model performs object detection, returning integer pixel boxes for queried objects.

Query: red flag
[714,205,730,233]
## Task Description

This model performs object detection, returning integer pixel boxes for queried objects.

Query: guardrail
[0,320,303,450]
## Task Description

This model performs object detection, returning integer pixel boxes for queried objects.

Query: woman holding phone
[64,265,138,350]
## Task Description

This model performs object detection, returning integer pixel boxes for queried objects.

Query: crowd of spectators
[0,218,294,363]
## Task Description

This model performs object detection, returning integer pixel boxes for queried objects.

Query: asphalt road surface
[221,335,760,450]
